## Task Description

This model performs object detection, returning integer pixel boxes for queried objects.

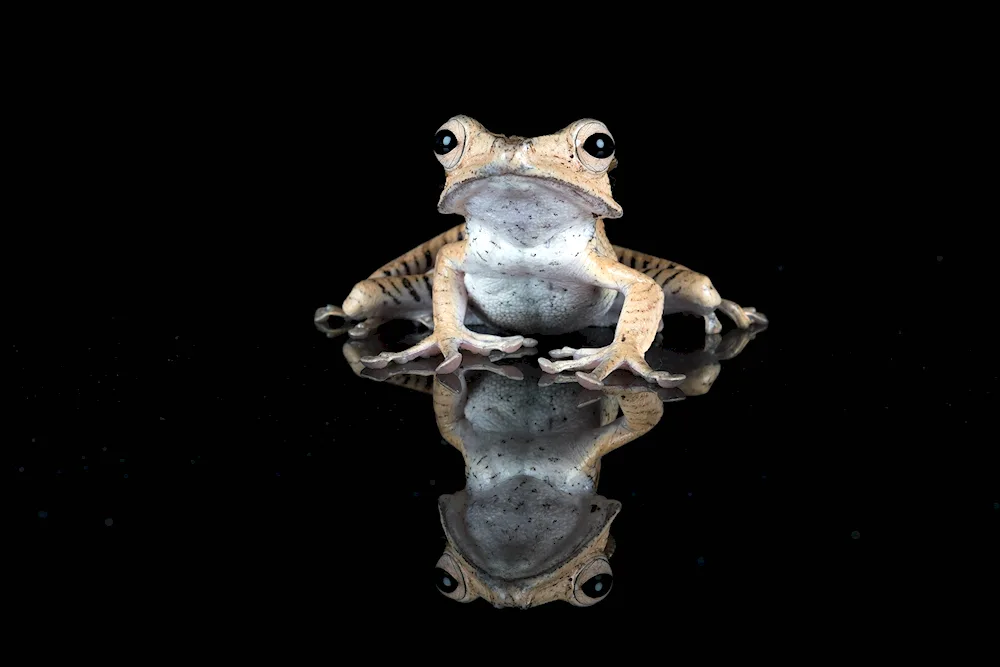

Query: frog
[341,324,764,608]
[315,115,767,389]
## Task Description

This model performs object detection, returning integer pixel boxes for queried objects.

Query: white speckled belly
[465,275,616,335]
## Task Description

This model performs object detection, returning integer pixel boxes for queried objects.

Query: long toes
[747,311,768,325]
[719,299,753,329]
[495,365,525,380]
[436,352,463,375]
[360,354,390,369]
[317,323,351,338]
[348,324,375,339]
[575,371,605,390]
[461,356,521,378]
[489,347,537,362]
[538,372,580,387]
[495,337,526,353]
[549,347,605,360]
[538,353,604,374]
[649,371,687,388]
[474,334,525,353]
[656,387,687,402]
[521,338,538,347]
[348,318,384,339]
[314,305,346,323]
[538,357,559,374]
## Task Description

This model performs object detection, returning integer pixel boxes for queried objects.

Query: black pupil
[435,567,458,594]
[582,133,614,159]
[435,129,457,155]
[581,573,613,598]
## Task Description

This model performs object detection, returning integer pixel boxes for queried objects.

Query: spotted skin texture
[434,363,666,608]
[346,328,762,608]
[316,116,766,387]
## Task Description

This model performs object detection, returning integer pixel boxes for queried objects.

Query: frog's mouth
[438,173,623,223]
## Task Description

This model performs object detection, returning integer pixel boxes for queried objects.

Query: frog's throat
[437,485,621,584]
[437,173,623,222]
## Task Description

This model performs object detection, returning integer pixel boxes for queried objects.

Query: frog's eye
[574,121,616,173]
[434,552,472,602]
[571,557,613,606]
[433,118,467,170]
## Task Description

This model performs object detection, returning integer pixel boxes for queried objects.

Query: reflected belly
[465,275,617,335]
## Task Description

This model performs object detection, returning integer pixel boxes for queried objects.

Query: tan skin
[316,116,767,389]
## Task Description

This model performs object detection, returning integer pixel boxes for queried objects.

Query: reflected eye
[434,567,458,594]
[574,120,615,172]
[580,572,613,598]
[582,133,614,159]
[572,557,613,606]
[433,118,467,170]
[434,553,471,601]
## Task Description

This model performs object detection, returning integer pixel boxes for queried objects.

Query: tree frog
[316,116,767,389]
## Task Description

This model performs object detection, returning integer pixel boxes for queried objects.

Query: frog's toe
[314,305,353,337]
[537,372,581,387]
[360,353,391,369]
[649,370,687,388]
[488,347,537,362]
[348,317,384,339]
[575,371,606,390]
[460,355,526,380]
[548,346,604,360]
[625,355,686,388]
[360,335,438,369]
[464,333,536,354]
[717,299,767,330]
[436,353,464,375]
[704,312,722,335]
[537,357,559,374]
[314,305,346,323]
[538,352,604,375]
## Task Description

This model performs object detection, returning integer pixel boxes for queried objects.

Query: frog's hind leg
[316,224,467,338]
[315,272,435,339]
[613,246,768,334]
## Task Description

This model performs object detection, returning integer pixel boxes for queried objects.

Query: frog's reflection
[342,326,764,608]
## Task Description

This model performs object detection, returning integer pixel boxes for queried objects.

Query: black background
[13,30,995,633]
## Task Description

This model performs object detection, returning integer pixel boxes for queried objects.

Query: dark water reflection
[336,323,765,609]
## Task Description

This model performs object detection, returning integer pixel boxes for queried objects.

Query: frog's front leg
[538,254,686,389]
[359,241,537,374]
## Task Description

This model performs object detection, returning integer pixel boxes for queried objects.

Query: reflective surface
[13,85,991,624]
[341,324,764,608]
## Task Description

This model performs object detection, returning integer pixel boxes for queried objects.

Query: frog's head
[432,486,621,608]
[432,115,623,224]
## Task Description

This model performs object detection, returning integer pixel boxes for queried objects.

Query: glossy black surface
[14,69,994,625]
